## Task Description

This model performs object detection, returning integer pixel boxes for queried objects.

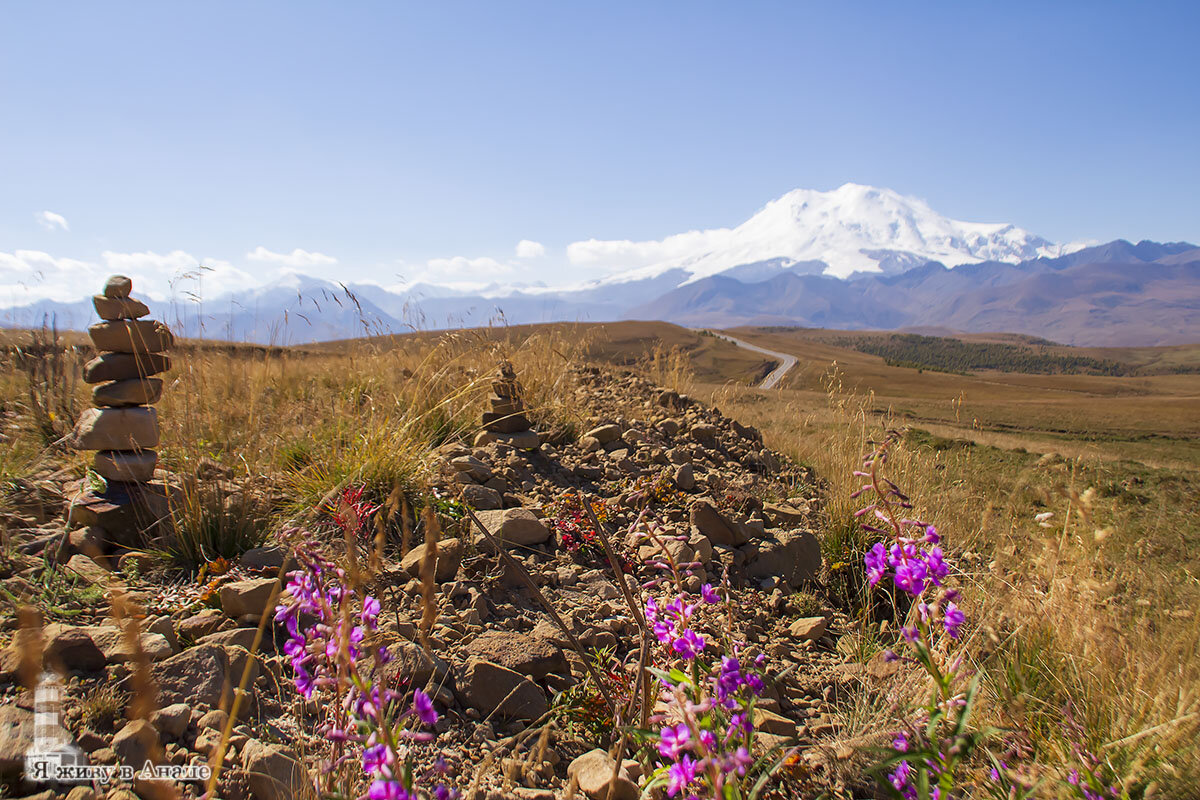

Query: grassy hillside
[726,326,1200,470]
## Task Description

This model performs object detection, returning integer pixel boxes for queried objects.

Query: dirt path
[711,331,799,388]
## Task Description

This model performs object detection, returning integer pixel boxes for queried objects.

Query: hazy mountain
[3,184,1196,346]
[627,242,1200,346]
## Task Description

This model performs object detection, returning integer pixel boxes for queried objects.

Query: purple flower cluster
[274,541,456,800]
[854,434,981,798]
[643,590,766,798]
[855,450,967,645]
[646,589,716,661]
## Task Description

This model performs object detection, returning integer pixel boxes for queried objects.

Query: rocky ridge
[0,365,879,800]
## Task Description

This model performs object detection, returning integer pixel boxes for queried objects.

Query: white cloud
[0,250,99,303]
[515,239,546,259]
[424,255,513,277]
[36,211,70,232]
[246,246,337,268]
[566,228,730,270]
[102,250,260,298]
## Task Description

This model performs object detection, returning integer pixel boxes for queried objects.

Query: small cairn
[474,361,540,449]
[67,275,175,545]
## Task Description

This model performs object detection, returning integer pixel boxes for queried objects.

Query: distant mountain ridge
[2,182,1196,346]
[4,239,1196,347]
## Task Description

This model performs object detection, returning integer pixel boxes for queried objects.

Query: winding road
[708,332,798,389]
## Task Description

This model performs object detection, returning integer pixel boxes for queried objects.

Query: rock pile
[67,275,175,547]
[475,361,539,450]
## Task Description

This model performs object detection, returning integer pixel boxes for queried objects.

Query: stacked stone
[67,275,174,544]
[474,362,540,449]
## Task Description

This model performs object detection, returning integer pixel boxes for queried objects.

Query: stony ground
[0,367,883,800]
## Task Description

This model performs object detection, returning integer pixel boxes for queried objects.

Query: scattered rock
[787,616,829,642]
[0,704,35,778]
[383,640,451,687]
[240,545,290,572]
[690,501,747,546]
[460,484,503,510]
[219,577,279,618]
[566,749,639,800]
[400,538,463,582]
[43,624,106,672]
[585,424,622,445]
[673,462,695,491]
[458,658,548,720]
[744,530,821,586]
[463,630,567,679]
[65,553,110,584]
[242,740,312,800]
[149,703,191,739]
[474,508,551,547]
[111,719,159,767]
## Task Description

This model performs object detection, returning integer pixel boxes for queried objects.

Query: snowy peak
[604,183,1080,283]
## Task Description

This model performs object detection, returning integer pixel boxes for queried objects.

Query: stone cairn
[67,275,175,545]
[474,362,540,449]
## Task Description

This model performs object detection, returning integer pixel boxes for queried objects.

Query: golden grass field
[2,318,1198,797]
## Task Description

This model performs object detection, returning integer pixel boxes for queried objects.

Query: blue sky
[2,1,1198,302]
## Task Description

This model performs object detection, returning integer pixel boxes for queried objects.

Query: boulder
[566,749,639,800]
[219,577,279,618]
[69,407,159,451]
[463,630,567,679]
[88,319,174,354]
[491,430,540,449]
[474,508,551,547]
[111,719,159,766]
[43,624,106,672]
[585,424,622,445]
[744,530,821,586]
[178,610,228,639]
[460,484,502,510]
[93,294,149,321]
[151,644,243,708]
[198,628,259,650]
[673,463,695,492]
[66,481,171,543]
[763,502,806,528]
[382,640,451,687]
[482,412,532,434]
[149,703,191,739]
[787,616,829,642]
[241,740,312,800]
[65,554,110,584]
[82,352,172,384]
[399,538,463,582]
[92,378,163,407]
[0,704,36,778]
[240,545,291,572]
[84,626,173,663]
[752,708,797,738]
[458,658,548,720]
[450,455,492,482]
[689,501,747,547]
[92,450,157,483]
[690,423,718,443]
[103,274,133,298]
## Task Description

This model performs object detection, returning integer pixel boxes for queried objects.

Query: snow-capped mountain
[585,183,1085,284]
[3,185,1195,345]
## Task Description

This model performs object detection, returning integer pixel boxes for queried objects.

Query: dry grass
[705,361,1200,797]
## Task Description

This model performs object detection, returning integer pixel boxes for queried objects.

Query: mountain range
[3,184,1197,346]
